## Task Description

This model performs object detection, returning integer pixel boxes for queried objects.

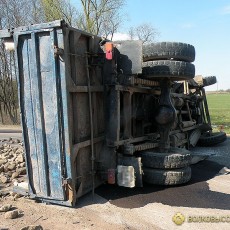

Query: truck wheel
[141,60,195,80]
[140,147,191,169]
[198,132,227,146]
[203,76,217,87]
[143,42,195,62]
[143,166,191,185]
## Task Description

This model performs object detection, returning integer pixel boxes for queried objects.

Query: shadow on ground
[94,160,230,210]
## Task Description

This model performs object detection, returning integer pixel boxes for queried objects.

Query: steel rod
[85,53,95,199]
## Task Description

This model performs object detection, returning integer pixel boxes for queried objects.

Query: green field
[206,93,230,134]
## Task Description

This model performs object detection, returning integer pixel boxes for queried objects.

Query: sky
[72,0,230,91]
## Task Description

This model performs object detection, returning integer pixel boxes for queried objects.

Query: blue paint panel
[30,33,49,197]
[15,29,66,201]
[19,36,41,195]
[38,32,64,199]
[8,20,105,206]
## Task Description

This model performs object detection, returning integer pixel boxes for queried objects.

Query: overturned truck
[0,20,226,206]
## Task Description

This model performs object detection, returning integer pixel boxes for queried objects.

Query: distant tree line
[0,0,158,40]
[217,89,230,93]
[0,0,158,124]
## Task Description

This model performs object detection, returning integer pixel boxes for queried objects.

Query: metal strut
[85,52,95,199]
[155,80,177,152]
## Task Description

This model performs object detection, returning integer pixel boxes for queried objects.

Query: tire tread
[143,42,195,62]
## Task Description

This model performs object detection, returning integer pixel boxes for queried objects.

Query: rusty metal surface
[131,77,160,87]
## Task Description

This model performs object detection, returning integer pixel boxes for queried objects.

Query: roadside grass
[206,93,230,134]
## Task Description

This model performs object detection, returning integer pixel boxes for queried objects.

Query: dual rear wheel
[140,148,192,185]
[141,42,196,80]
[140,42,195,185]
[140,42,226,185]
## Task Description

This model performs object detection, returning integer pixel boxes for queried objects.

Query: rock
[0,144,25,184]
[12,156,17,162]
[0,204,12,212]
[12,147,18,152]
[3,153,9,158]
[16,154,24,163]
[8,153,14,159]
[12,179,19,184]
[17,167,26,175]
[10,191,17,196]
[15,149,21,155]
[73,221,80,224]
[20,162,26,168]
[14,193,23,199]
[7,171,13,177]
[13,181,28,190]
[0,175,8,183]
[11,172,19,179]
[20,225,43,230]
[4,164,10,173]
[0,159,7,166]
[219,167,230,175]
[4,210,19,219]
[7,163,16,171]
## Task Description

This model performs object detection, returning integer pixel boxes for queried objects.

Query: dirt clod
[16,154,24,163]
[11,171,19,179]
[4,210,19,219]
[17,167,27,175]
[20,225,43,230]
[0,175,8,183]
[0,204,12,212]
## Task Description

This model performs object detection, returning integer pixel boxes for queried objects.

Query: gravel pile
[0,138,26,185]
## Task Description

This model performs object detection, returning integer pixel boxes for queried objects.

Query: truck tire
[141,60,195,80]
[198,132,227,146]
[143,42,195,62]
[140,147,191,169]
[143,166,191,185]
[203,76,217,87]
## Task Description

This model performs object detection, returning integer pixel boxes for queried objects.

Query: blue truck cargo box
[0,20,108,206]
